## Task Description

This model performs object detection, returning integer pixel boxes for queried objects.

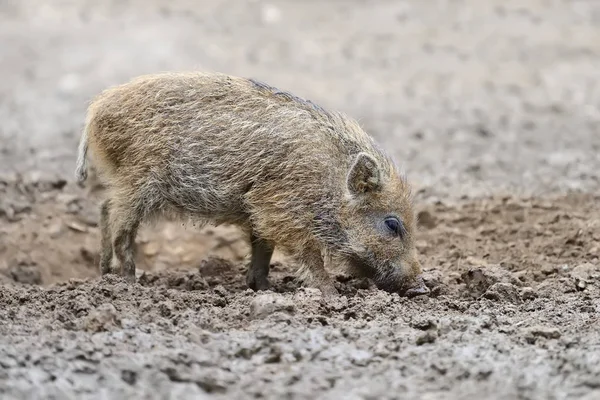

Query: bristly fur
[77,71,425,296]
[75,117,90,183]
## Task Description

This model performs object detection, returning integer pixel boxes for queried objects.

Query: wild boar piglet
[75,72,429,297]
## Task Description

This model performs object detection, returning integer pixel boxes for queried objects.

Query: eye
[384,217,405,238]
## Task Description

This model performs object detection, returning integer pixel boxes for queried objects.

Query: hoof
[247,276,270,292]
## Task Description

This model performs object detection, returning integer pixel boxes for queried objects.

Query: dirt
[1,1,600,399]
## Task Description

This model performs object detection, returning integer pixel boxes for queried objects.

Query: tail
[75,123,90,183]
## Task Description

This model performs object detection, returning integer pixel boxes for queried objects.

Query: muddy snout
[401,275,430,298]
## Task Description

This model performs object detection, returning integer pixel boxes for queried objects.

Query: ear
[347,152,381,195]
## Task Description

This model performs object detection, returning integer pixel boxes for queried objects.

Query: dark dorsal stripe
[248,78,331,117]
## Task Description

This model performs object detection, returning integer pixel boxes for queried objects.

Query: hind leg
[246,231,274,291]
[110,200,142,283]
[99,199,113,275]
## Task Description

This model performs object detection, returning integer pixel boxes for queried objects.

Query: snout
[372,270,430,297]
[401,275,430,298]
[348,255,430,297]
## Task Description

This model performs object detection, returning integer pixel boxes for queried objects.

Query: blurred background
[1,0,599,200]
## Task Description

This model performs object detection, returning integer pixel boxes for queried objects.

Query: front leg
[246,232,274,291]
[297,248,338,297]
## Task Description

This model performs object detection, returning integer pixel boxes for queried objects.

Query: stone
[570,263,598,291]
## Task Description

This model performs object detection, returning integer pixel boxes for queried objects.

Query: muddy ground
[1,1,600,399]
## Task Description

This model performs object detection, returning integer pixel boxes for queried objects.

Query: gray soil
[1,1,600,399]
